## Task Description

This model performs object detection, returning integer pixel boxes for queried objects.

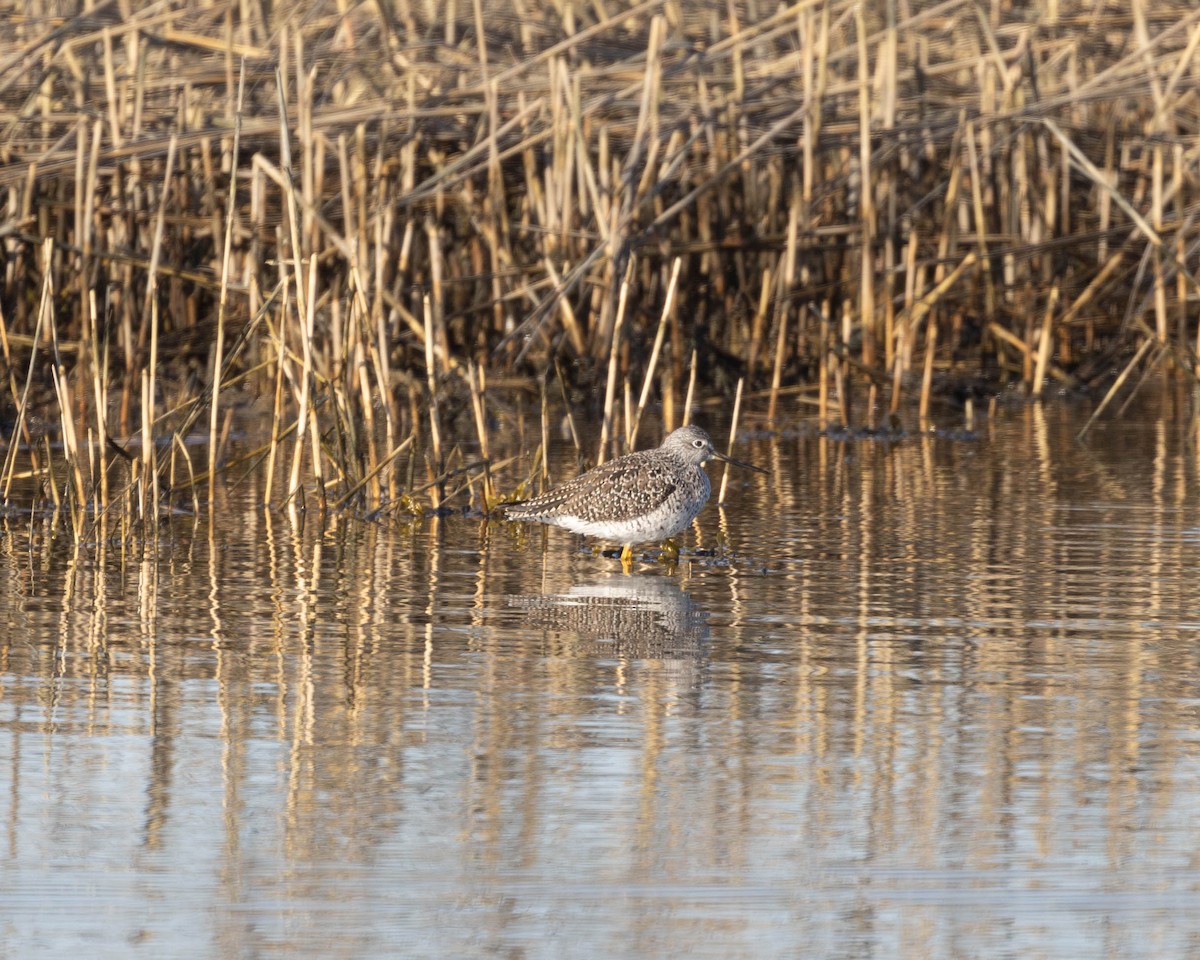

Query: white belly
[554,496,704,543]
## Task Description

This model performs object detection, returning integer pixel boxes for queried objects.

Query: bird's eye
[693,439,705,448]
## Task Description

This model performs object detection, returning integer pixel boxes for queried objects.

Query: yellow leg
[620,544,633,571]
[659,537,680,563]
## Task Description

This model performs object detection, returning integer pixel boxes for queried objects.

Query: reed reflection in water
[1,401,1200,958]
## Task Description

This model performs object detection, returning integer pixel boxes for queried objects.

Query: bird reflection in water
[508,574,709,661]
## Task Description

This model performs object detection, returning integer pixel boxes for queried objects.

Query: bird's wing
[560,458,677,523]
[507,456,677,523]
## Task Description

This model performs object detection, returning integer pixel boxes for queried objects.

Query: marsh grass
[1,0,1199,534]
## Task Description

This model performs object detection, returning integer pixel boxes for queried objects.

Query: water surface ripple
[2,402,1200,958]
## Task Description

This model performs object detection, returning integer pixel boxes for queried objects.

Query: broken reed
[1,0,1199,531]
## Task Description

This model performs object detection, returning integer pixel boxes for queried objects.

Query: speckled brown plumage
[505,425,764,552]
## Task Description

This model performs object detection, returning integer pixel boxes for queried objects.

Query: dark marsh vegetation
[2,0,1199,530]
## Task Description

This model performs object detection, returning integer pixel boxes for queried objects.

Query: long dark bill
[713,450,768,474]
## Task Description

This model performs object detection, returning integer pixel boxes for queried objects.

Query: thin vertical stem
[718,377,745,505]
[208,60,245,504]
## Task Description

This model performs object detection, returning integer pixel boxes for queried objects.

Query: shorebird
[504,424,765,569]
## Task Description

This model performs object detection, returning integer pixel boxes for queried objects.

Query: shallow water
[3,399,1200,958]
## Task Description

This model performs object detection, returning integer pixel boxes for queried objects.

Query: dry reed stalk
[425,219,450,376]
[1032,284,1061,398]
[984,320,1076,390]
[890,230,922,413]
[85,429,96,507]
[767,303,789,424]
[276,65,318,510]
[371,318,397,501]
[1042,119,1162,248]
[337,135,391,502]
[215,408,235,476]
[85,290,109,511]
[682,349,698,427]
[139,368,152,521]
[44,437,61,515]
[854,5,876,370]
[171,433,200,518]
[465,360,493,508]
[1151,146,1167,341]
[1115,342,1169,420]
[51,368,84,518]
[1059,250,1125,327]
[919,320,938,425]
[1097,121,1115,266]
[540,257,587,357]
[818,309,830,431]
[191,414,301,492]
[72,111,85,318]
[422,295,444,510]
[908,252,978,345]
[598,262,632,465]
[1077,337,1158,439]
[332,435,414,512]
[1174,145,1189,354]
[746,267,772,380]
[865,382,879,431]
[263,238,290,506]
[552,359,581,456]
[832,345,850,428]
[347,338,378,502]
[628,257,681,450]
[625,14,665,216]
[801,5,829,210]
[964,122,995,323]
[622,382,633,453]
[208,61,245,506]
[443,454,522,507]
[882,223,896,378]
[141,131,177,494]
[538,375,550,490]
[1,239,52,502]
[81,117,101,320]
[769,199,799,423]
[879,12,899,351]
[717,377,746,506]
[0,304,19,418]
[296,32,316,259]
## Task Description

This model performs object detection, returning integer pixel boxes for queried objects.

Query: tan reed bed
[1,0,1199,532]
